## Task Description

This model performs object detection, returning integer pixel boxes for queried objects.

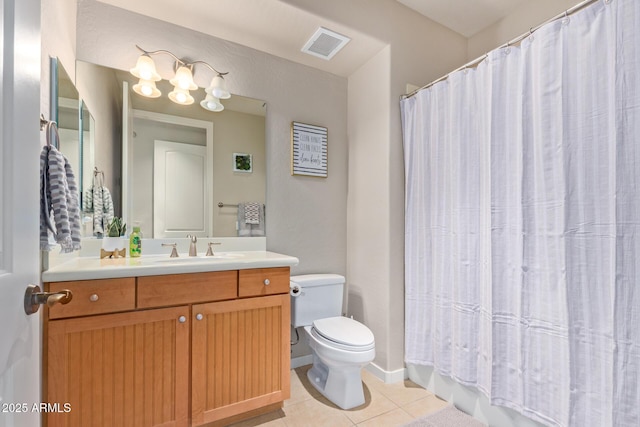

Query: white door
[154,140,209,238]
[0,0,42,425]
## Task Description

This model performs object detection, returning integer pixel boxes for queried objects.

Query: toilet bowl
[304,317,375,409]
[290,274,376,410]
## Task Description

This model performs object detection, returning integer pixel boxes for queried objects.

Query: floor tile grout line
[229,366,446,427]
[347,406,402,426]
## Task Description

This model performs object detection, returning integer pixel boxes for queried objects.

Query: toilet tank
[290,274,345,328]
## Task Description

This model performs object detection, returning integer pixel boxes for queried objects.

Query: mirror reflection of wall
[55,60,81,191]
[75,60,123,224]
[80,102,95,204]
[75,61,266,238]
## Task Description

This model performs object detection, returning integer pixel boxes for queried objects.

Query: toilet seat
[312,316,375,351]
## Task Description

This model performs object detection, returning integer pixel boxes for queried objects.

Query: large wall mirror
[74,61,266,239]
[52,57,96,236]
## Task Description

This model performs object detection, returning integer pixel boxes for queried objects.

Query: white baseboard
[365,362,407,383]
[291,356,407,384]
[291,355,313,369]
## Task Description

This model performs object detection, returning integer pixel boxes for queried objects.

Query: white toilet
[290,274,375,410]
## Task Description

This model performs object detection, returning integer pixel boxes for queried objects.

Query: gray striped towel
[39,144,82,252]
[86,185,114,236]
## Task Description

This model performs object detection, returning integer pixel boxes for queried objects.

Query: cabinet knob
[196,313,203,321]
[178,316,186,323]
[89,294,99,302]
[264,279,270,286]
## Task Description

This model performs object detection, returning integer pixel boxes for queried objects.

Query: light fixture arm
[135,45,228,76]
[190,61,229,77]
[135,45,184,64]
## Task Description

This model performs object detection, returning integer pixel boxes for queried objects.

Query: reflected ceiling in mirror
[75,61,266,239]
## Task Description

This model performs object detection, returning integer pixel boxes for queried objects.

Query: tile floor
[227,365,450,427]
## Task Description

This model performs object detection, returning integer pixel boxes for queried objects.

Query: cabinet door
[192,294,290,426]
[46,307,190,427]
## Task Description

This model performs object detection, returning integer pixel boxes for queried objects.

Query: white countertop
[42,251,299,282]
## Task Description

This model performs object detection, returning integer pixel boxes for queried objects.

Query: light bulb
[200,93,224,112]
[168,86,194,105]
[170,65,197,90]
[132,78,161,98]
[205,75,231,99]
[130,54,161,81]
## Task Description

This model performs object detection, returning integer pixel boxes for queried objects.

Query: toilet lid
[312,316,374,348]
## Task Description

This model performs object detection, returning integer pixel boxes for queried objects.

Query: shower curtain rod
[403,0,601,99]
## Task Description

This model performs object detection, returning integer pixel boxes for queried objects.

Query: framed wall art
[291,121,327,177]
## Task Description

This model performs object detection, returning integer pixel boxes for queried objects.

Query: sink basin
[153,253,245,263]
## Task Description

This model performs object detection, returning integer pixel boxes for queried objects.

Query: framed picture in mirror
[233,152,253,173]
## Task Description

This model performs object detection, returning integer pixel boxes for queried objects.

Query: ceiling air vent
[301,27,350,60]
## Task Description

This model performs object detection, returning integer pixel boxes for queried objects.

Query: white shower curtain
[401,1,639,426]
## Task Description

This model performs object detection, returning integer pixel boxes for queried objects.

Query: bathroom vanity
[41,251,298,427]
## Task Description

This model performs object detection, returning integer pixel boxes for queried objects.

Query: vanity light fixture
[168,86,195,105]
[132,78,161,98]
[206,75,230,100]
[200,94,224,112]
[130,45,230,111]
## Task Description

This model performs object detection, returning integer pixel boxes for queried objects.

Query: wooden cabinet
[46,306,190,427]
[238,267,291,297]
[44,267,291,427]
[48,278,135,319]
[192,294,290,425]
[137,271,237,308]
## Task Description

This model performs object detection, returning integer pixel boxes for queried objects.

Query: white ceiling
[96,0,530,77]
[397,0,531,37]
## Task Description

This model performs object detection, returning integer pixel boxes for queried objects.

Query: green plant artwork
[234,153,252,172]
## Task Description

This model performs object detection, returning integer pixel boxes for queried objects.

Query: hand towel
[238,203,265,237]
[39,145,82,252]
[92,185,114,236]
[244,202,261,224]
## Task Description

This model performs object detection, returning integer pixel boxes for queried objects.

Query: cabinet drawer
[46,278,136,319]
[238,267,290,297]
[137,270,237,308]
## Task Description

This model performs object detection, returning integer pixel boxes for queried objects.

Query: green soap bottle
[130,225,142,257]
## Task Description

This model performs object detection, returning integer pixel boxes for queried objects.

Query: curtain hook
[562,10,570,25]
[528,27,535,41]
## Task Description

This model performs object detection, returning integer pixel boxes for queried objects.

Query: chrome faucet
[187,234,198,256]
[161,243,179,257]
[206,242,222,256]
